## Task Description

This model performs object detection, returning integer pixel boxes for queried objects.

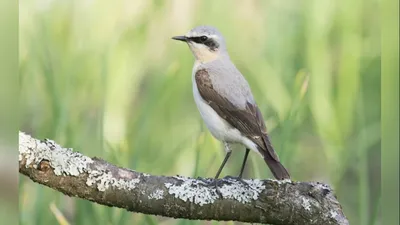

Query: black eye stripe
[188,36,219,51]
[189,36,205,44]
[204,39,218,49]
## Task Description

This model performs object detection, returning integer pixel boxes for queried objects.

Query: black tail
[264,154,290,180]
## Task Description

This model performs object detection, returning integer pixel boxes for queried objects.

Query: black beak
[172,36,187,42]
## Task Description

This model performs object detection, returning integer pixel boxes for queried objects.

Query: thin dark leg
[238,148,250,179]
[214,151,232,179]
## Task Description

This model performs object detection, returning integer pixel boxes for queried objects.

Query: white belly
[192,79,261,157]
[192,80,243,142]
[190,62,263,157]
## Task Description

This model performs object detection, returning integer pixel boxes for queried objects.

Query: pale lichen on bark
[148,189,165,200]
[19,131,349,225]
[19,132,93,176]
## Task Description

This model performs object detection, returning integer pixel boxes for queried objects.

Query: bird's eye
[200,36,208,42]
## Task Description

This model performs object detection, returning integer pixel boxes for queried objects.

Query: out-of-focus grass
[19,0,381,224]
[1,0,18,225]
[381,0,399,223]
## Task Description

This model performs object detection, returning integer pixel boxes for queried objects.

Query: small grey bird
[172,25,290,180]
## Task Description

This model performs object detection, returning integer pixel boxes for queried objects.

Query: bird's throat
[190,47,220,63]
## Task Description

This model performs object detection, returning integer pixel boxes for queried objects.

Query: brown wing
[195,69,280,162]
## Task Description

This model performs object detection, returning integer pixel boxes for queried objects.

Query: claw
[210,179,225,197]
[197,178,224,198]
[223,175,251,188]
[197,177,212,185]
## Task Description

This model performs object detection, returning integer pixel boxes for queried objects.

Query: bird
[172,25,290,181]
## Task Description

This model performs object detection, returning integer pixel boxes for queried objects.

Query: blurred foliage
[1,1,19,225]
[381,0,399,224]
[19,0,381,224]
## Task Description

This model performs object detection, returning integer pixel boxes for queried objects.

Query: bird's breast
[192,69,243,143]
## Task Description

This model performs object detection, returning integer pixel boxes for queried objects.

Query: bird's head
[172,25,228,63]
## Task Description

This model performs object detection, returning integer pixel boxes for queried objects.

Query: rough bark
[18,131,349,225]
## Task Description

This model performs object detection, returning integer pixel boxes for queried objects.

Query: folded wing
[195,69,280,162]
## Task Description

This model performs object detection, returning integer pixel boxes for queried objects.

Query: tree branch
[19,131,348,225]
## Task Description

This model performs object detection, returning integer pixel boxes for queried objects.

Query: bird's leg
[214,142,232,179]
[223,148,251,188]
[238,148,250,179]
[201,142,232,197]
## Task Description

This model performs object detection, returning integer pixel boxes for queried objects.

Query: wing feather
[195,69,279,162]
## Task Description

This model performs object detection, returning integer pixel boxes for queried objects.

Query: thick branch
[19,132,348,225]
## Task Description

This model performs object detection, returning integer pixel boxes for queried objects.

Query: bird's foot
[222,175,251,188]
[197,177,224,197]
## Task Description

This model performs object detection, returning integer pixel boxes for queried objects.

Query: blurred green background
[19,0,381,224]
[1,0,18,225]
